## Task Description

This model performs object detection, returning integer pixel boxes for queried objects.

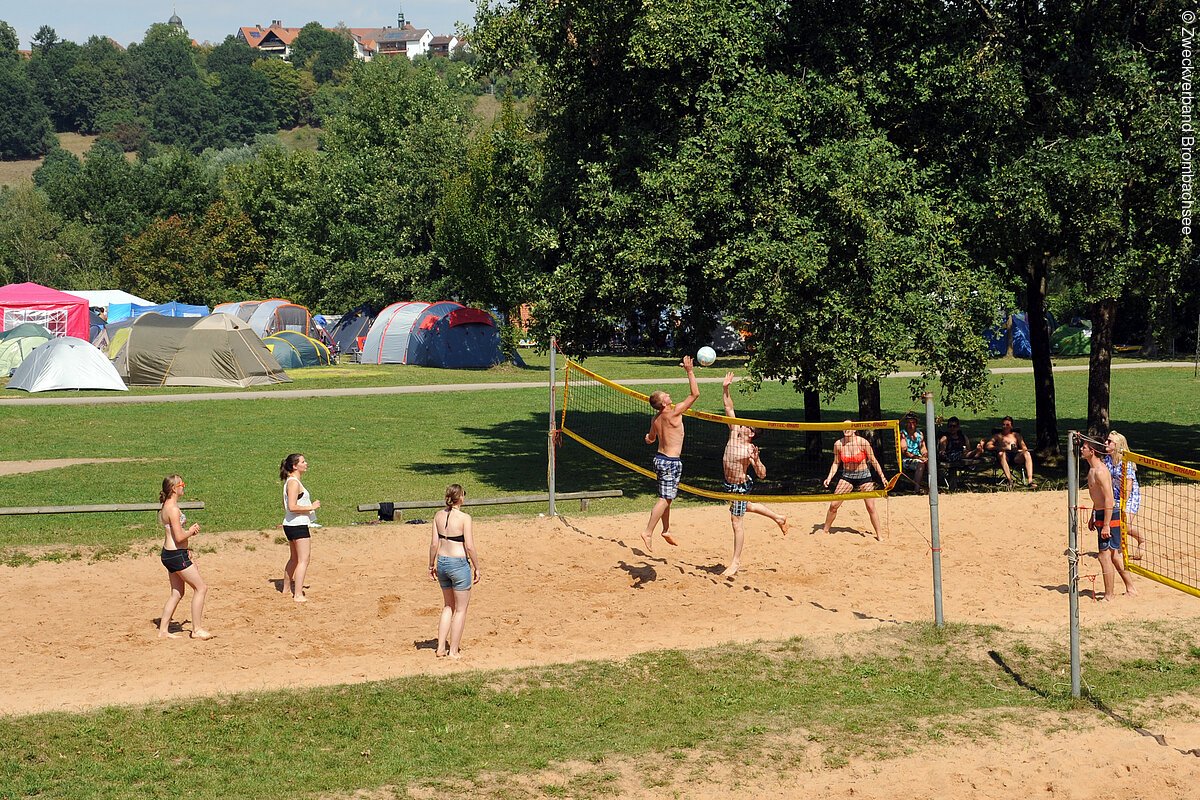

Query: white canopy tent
[63,290,155,310]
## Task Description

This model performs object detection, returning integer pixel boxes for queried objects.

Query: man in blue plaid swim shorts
[642,356,701,551]
[719,372,788,576]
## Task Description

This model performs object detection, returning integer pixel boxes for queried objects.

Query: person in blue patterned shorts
[719,372,788,576]
[642,356,700,551]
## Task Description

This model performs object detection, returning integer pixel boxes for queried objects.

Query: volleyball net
[1120,452,1200,598]
[559,360,903,503]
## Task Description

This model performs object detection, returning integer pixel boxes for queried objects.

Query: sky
[3,1,480,49]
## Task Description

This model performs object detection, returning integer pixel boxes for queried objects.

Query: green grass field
[1,361,1197,555]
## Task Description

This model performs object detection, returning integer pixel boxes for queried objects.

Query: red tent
[0,282,90,340]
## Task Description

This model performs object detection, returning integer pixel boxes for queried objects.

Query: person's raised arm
[673,356,701,414]
[722,371,737,419]
[463,514,481,583]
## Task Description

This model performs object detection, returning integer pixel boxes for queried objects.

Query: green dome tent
[264,331,333,368]
[0,322,53,376]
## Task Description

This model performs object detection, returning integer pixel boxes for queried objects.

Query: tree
[252,57,313,128]
[0,58,55,159]
[27,37,82,131]
[434,99,546,332]
[213,65,280,143]
[149,76,222,151]
[31,25,58,52]
[0,184,111,287]
[0,20,18,61]
[65,36,133,134]
[288,22,354,83]
[126,23,199,104]
[115,202,266,306]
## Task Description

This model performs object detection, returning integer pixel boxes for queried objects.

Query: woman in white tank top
[280,453,321,602]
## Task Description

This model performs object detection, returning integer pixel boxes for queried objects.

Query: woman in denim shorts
[428,483,482,659]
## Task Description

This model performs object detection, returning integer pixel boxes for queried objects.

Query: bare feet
[721,564,739,577]
[294,595,308,603]
[158,631,179,639]
[778,517,789,535]
[282,581,292,596]
[660,530,678,546]
[435,649,447,658]
[191,629,214,640]
[447,652,462,660]
[640,531,653,551]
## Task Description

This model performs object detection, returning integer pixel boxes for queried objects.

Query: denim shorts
[436,555,473,591]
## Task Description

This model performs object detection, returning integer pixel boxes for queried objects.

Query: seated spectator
[900,413,928,491]
[937,417,980,490]
[985,415,1037,488]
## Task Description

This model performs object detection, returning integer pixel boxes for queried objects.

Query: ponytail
[159,474,183,504]
[280,453,303,481]
[444,483,465,509]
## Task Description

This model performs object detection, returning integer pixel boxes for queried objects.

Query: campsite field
[2,360,1200,798]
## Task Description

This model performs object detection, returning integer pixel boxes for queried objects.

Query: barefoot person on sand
[157,474,212,639]
[1081,438,1137,600]
[821,423,886,541]
[429,484,481,659]
[720,371,788,576]
[281,453,321,602]
[642,355,701,551]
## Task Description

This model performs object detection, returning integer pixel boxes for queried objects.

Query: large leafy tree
[225,58,471,310]
[433,99,546,326]
[0,184,111,287]
[475,0,1003,415]
[0,20,54,159]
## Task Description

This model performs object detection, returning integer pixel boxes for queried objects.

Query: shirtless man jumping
[720,371,788,576]
[1081,437,1136,601]
[642,356,701,551]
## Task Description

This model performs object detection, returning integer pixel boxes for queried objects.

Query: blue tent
[360,301,505,368]
[109,301,209,321]
[131,301,210,319]
[985,312,1057,359]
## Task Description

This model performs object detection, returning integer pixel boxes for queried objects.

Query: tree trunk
[1087,298,1116,437]
[1026,253,1060,461]
[856,378,881,420]
[857,378,883,450]
[803,387,823,460]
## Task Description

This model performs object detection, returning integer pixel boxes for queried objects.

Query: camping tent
[109,313,291,387]
[328,304,376,357]
[360,301,504,368]
[212,299,319,339]
[0,282,90,339]
[264,331,333,368]
[1050,322,1091,356]
[110,301,209,321]
[0,322,53,375]
[7,337,127,392]
[63,290,154,318]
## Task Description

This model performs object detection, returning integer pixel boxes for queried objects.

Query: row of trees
[2,3,1192,452]
[0,20,477,156]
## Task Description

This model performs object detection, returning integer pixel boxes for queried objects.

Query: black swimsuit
[437,508,465,542]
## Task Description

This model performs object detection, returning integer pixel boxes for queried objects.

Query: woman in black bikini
[157,474,212,639]
[820,423,886,540]
[428,483,482,659]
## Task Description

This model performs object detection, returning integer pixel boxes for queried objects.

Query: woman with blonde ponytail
[157,474,212,639]
[428,483,481,658]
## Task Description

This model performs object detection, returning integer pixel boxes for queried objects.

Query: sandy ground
[4,489,1200,796]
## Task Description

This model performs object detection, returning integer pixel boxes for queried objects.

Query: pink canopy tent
[0,282,90,340]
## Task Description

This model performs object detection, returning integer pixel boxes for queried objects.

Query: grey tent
[7,337,127,392]
[110,313,291,387]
